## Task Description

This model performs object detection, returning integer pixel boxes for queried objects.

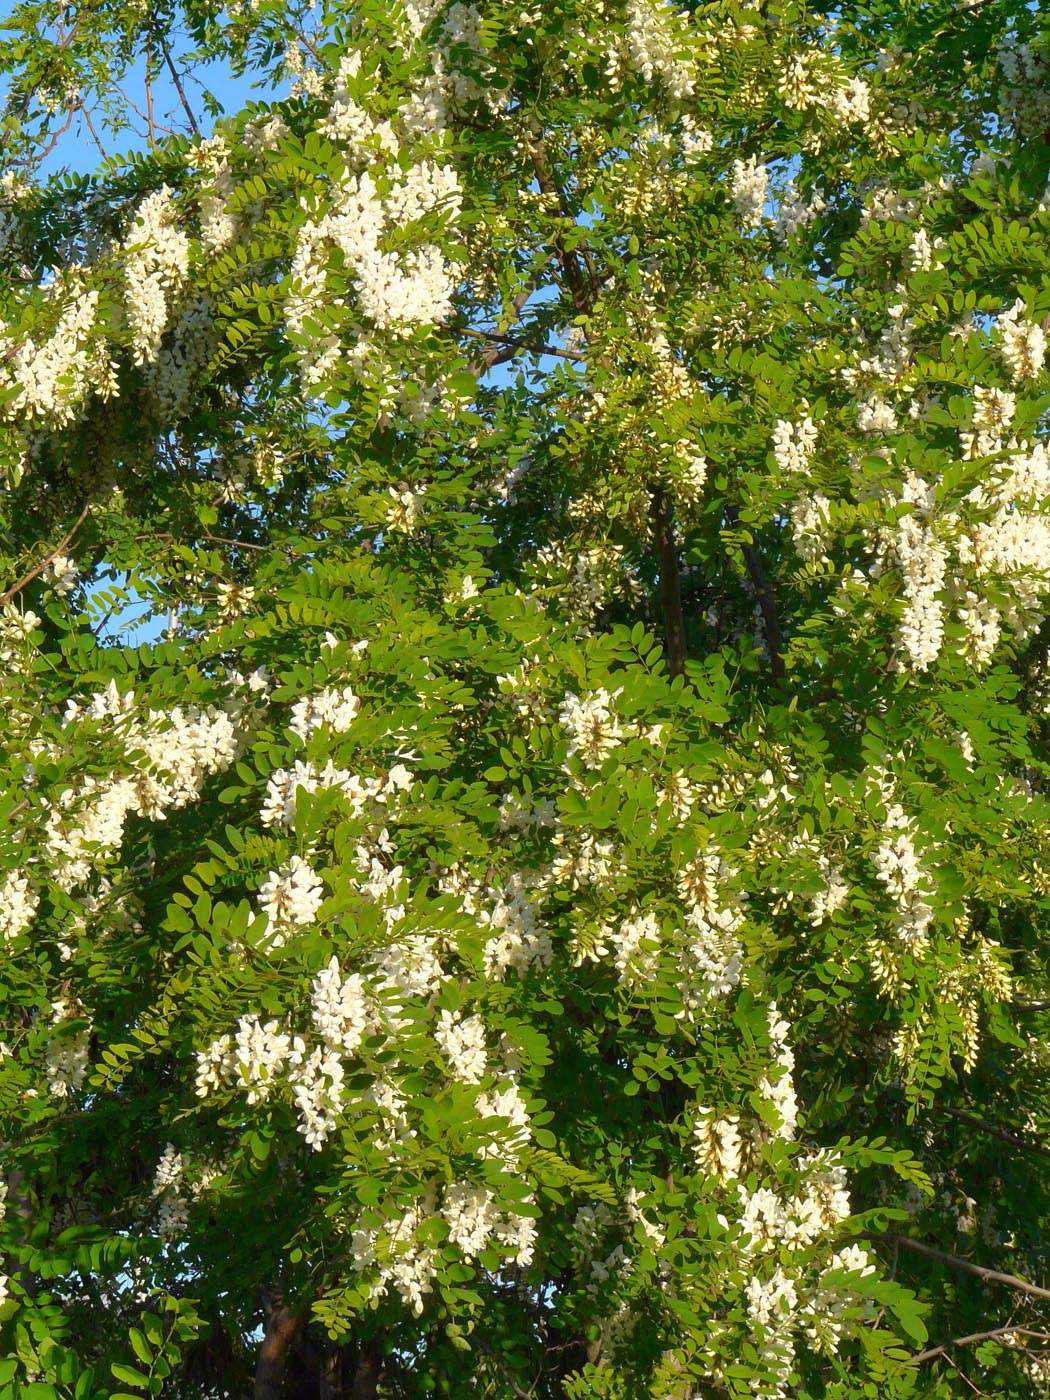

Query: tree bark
[254,1291,305,1400]
[724,505,784,681]
[350,1336,382,1400]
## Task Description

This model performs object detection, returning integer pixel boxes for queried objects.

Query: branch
[878,1234,1050,1303]
[160,38,199,135]
[77,103,109,159]
[1,503,90,605]
[145,33,156,147]
[461,326,584,365]
[725,506,784,681]
[913,1323,1050,1365]
[525,128,593,319]
[939,1103,1050,1161]
[651,486,686,679]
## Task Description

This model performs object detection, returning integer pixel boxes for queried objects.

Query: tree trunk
[350,1336,382,1400]
[254,1291,305,1400]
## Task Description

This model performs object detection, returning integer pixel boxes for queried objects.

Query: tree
[2,0,1050,1395]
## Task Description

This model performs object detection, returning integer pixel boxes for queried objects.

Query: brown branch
[461,326,584,365]
[526,128,593,320]
[939,1104,1050,1161]
[878,1234,1050,1303]
[145,34,156,147]
[1,503,90,605]
[651,487,686,679]
[161,37,200,135]
[78,103,109,159]
[725,506,784,681]
[913,1323,1050,1365]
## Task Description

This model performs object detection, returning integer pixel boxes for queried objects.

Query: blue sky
[0,4,280,642]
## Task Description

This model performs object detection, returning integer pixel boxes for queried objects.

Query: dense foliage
[3,0,1050,1396]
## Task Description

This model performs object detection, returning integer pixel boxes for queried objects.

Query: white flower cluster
[0,278,115,430]
[808,854,850,926]
[856,393,897,435]
[531,540,639,629]
[480,878,553,977]
[613,909,662,985]
[779,51,822,110]
[257,855,324,945]
[873,803,935,950]
[261,758,412,830]
[885,474,946,671]
[197,950,384,1148]
[843,301,913,386]
[475,1079,532,1166]
[905,226,935,273]
[288,684,361,743]
[45,692,242,889]
[688,1015,875,1395]
[196,1014,304,1104]
[824,75,871,127]
[680,903,745,1017]
[41,554,78,596]
[559,688,624,768]
[45,998,92,1098]
[152,1143,189,1241]
[123,186,190,365]
[287,92,463,392]
[790,491,832,562]
[0,604,39,662]
[693,1107,743,1184]
[998,298,1046,382]
[434,1008,488,1083]
[758,1006,798,1140]
[349,1178,536,1316]
[675,846,746,1019]
[863,373,1050,670]
[387,485,426,533]
[190,135,238,255]
[0,868,38,942]
[772,415,817,476]
[0,1181,7,1306]
[997,37,1050,139]
[730,156,768,229]
[311,955,373,1054]
[620,0,695,97]
[777,184,827,241]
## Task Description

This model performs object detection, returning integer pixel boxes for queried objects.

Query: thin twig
[461,326,584,364]
[161,37,200,135]
[145,33,156,147]
[78,103,109,159]
[913,1324,1050,1365]
[939,1104,1050,1161]
[940,1352,989,1398]
[1,503,90,605]
[877,1234,1050,1303]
